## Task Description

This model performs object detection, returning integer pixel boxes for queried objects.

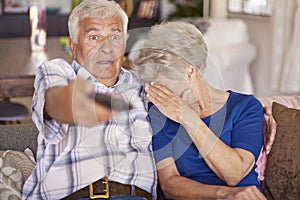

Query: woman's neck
[194,82,229,118]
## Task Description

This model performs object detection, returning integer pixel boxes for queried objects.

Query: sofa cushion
[0,149,35,200]
[261,102,300,200]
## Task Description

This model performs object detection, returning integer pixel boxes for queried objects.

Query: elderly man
[22,0,156,199]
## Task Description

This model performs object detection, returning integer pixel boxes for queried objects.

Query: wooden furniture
[0,14,69,38]
[0,37,71,98]
[0,1,160,38]
[0,100,29,123]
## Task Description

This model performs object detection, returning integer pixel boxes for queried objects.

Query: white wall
[45,0,71,14]
[210,0,228,19]
[229,14,275,97]
[210,1,287,97]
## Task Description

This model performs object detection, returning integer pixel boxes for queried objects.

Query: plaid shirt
[22,59,157,200]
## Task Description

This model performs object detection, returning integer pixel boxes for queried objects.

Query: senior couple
[22,0,275,199]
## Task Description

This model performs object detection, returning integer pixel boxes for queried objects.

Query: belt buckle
[89,177,110,199]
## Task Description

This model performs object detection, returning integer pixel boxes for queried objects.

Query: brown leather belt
[63,177,151,200]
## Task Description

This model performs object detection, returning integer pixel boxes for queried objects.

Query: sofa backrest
[0,123,38,156]
[258,96,300,109]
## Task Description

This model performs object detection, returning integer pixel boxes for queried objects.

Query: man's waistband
[63,177,151,200]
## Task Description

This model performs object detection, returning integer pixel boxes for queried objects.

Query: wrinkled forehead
[79,17,124,34]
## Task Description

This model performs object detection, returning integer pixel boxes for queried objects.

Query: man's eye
[90,35,99,40]
[111,34,120,40]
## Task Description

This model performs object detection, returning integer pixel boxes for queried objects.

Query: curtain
[271,0,300,93]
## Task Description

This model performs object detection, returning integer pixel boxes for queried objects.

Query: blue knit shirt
[150,90,263,188]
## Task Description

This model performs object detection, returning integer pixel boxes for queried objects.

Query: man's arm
[262,106,277,154]
[45,77,112,126]
[255,106,277,181]
[157,158,266,200]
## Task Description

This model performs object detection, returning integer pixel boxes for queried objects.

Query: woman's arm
[157,157,266,200]
[182,112,255,186]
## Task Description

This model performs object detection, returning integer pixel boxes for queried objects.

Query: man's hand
[255,106,277,181]
[45,78,112,126]
[263,106,277,154]
[71,78,113,126]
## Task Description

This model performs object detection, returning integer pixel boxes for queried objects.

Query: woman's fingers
[145,83,176,103]
[145,82,184,123]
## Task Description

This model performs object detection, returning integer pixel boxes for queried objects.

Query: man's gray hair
[68,0,128,44]
[133,21,208,82]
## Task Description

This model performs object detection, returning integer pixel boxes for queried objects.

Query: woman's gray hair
[68,0,128,44]
[133,21,207,82]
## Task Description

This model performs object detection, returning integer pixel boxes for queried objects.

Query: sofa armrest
[258,96,300,109]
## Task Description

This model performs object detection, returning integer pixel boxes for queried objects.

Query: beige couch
[0,96,299,199]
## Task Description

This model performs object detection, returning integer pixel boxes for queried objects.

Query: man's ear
[69,37,77,60]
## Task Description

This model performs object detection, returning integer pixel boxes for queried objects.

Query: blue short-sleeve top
[150,90,264,187]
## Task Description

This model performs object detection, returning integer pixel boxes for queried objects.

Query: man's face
[70,17,126,86]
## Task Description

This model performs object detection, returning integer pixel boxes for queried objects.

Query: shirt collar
[71,60,130,88]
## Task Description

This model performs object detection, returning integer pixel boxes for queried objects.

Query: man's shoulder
[36,58,75,77]
[43,58,72,68]
[121,68,142,84]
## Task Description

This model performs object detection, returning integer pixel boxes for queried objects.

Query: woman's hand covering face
[145,82,194,124]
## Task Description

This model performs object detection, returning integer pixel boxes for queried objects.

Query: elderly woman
[133,21,266,199]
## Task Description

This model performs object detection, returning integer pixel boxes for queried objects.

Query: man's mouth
[97,60,114,65]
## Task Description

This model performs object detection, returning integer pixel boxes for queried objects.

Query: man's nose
[99,37,112,54]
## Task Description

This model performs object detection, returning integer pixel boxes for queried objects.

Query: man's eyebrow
[112,27,122,32]
[84,27,100,34]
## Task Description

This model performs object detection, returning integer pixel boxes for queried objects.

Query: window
[228,0,273,16]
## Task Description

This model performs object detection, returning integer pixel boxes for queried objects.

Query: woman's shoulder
[228,90,263,109]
